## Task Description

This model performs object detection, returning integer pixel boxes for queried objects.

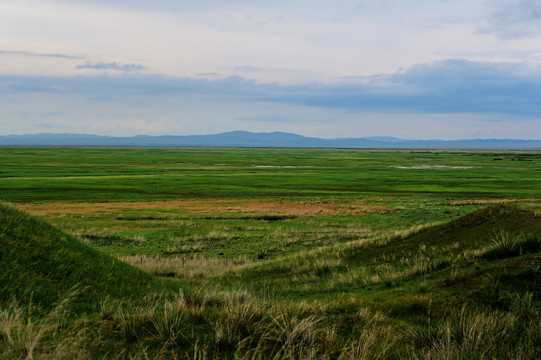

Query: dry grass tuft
[0,291,88,360]
[120,255,252,279]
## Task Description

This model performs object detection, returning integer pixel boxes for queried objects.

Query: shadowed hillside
[0,203,173,312]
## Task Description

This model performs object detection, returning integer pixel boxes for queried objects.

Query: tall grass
[482,232,541,260]
[120,255,252,279]
[2,284,540,359]
[411,305,541,360]
[0,292,87,360]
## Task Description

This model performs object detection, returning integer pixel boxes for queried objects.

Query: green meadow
[1,147,540,359]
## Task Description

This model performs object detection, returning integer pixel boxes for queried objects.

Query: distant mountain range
[0,131,540,149]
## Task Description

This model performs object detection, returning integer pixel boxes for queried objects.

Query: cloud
[2,59,540,139]
[0,50,84,59]
[76,61,147,72]
[483,0,541,38]
[2,59,541,117]
[302,59,541,115]
[234,65,262,72]
[196,72,218,76]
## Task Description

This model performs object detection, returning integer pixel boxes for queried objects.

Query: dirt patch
[17,200,390,218]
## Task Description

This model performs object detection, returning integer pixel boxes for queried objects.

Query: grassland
[0,147,540,359]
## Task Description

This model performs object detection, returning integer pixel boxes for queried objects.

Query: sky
[1,0,540,139]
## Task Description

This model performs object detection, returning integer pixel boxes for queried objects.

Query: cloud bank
[3,59,540,116]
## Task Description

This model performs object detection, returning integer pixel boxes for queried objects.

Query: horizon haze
[1,131,540,149]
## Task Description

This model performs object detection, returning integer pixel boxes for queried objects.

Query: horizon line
[1,131,540,142]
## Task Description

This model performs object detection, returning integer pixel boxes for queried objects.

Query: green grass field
[1,147,540,359]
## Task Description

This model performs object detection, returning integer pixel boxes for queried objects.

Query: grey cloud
[0,50,84,59]
[76,61,147,72]
[483,0,541,38]
[235,66,299,73]
[233,65,300,73]
[436,49,541,61]
[0,74,258,99]
[196,72,218,76]
[340,75,370,80]
[2,59,541,117]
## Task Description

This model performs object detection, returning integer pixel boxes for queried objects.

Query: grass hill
[229,204,541,312]
[0,202,173,313]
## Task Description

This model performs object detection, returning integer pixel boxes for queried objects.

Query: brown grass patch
[450,198,541,205]
[17,200,389,218]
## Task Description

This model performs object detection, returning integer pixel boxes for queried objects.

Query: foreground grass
[1,284,540,359]
[3,203,539,359]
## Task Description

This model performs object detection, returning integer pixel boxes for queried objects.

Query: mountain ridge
[1,131,540,149]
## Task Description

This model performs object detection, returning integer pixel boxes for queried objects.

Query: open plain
[1,147,540,359]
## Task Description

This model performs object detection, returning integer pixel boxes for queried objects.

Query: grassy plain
[1,147,540,359]
[3,147,539,260]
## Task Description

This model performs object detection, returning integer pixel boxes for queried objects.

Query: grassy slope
[226,204,541,312]
[0,203,175,312]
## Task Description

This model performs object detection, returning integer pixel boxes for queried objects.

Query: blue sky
[1,0,540,139]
